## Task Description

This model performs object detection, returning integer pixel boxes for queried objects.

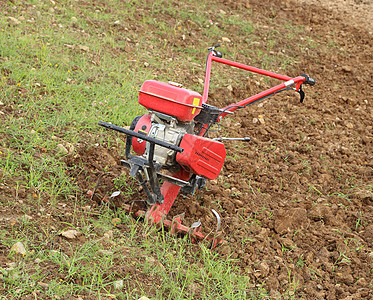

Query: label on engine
[137,129,148,144]
[192,97,201,114]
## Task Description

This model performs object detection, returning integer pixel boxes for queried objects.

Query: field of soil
[200,1,373,297]
[72,0,373,298]
[1,0,372,298]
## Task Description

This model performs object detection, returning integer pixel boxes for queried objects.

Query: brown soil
[2,0,372,298]
[72,1,372,298]
[66,0,372,298]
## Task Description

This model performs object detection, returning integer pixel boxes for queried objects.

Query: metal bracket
[180,175,206,195]
[120,153,163,205]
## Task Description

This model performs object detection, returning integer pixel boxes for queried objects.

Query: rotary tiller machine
[97,45,315,248]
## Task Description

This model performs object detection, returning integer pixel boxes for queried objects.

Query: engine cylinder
[130,112,193,168]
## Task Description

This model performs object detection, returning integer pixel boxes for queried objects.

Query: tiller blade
[87,186,225,249]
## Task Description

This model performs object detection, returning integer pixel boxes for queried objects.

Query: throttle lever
[298,85,305,103]
[214,137,251,142]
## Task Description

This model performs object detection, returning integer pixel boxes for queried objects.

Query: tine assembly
[88,187,225,248]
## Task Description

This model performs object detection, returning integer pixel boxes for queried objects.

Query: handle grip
[301,74,316,86]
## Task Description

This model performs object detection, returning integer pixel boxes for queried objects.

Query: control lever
[208,43,223,59]
[213,137,251,142]
[298,85,305,103]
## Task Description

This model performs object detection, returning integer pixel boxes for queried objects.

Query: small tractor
[97,44,315,248]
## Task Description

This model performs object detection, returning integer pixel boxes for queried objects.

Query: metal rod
[218,77,305,120]
[98,121,184,153]
[212,56,292,81]
[201,51,307,123]
[214,137,251,142]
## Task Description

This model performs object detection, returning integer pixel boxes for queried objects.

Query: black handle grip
[301,74,316,86]
[308,77,316,86]
[98,121,184,153]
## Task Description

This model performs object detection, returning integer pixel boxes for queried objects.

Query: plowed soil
[31,0,373,298]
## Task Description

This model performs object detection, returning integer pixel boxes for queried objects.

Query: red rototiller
[97,44,315,248]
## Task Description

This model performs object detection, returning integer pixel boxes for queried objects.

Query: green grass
[1,2,279,297]
[1,206,261,299]
[1,0,370,299]
[0,0,319,204]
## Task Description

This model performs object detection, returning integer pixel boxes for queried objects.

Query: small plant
[296,256,305,268]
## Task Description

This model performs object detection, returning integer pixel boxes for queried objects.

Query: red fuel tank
[139,80,202,122]
[176,134,226,180]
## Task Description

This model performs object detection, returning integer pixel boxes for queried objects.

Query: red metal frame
[96,50,311,248]
[144,52,309,246]
[202,51,306,121]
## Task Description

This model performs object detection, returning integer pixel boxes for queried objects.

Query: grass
[1,207,257,299]
[1,0,372,299]
[1,2,275,297]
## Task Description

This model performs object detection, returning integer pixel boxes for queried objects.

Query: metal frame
[97,47,315,248]
[202,49,314,122]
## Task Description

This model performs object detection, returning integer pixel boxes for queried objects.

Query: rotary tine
[170,213,185,236]
[211,209,223,249]
[188,221,202,243]
[88,172,112,202]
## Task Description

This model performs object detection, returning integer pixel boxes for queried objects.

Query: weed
[296,256,305,268]
[308,185,323,196]
[334,251,351,268]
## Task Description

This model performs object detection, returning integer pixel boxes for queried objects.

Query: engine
[128,80,226,180]
[97,44,315,243]
[131,112,194,167]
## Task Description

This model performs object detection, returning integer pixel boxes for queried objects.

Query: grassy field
[1,0,362,299]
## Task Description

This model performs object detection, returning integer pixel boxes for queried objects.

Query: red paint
[176,134,226,180]
[139,80,202,122]
[132,113,151,155]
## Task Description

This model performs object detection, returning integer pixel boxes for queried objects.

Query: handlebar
[98,121,184,153]
[302,74,316,86]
